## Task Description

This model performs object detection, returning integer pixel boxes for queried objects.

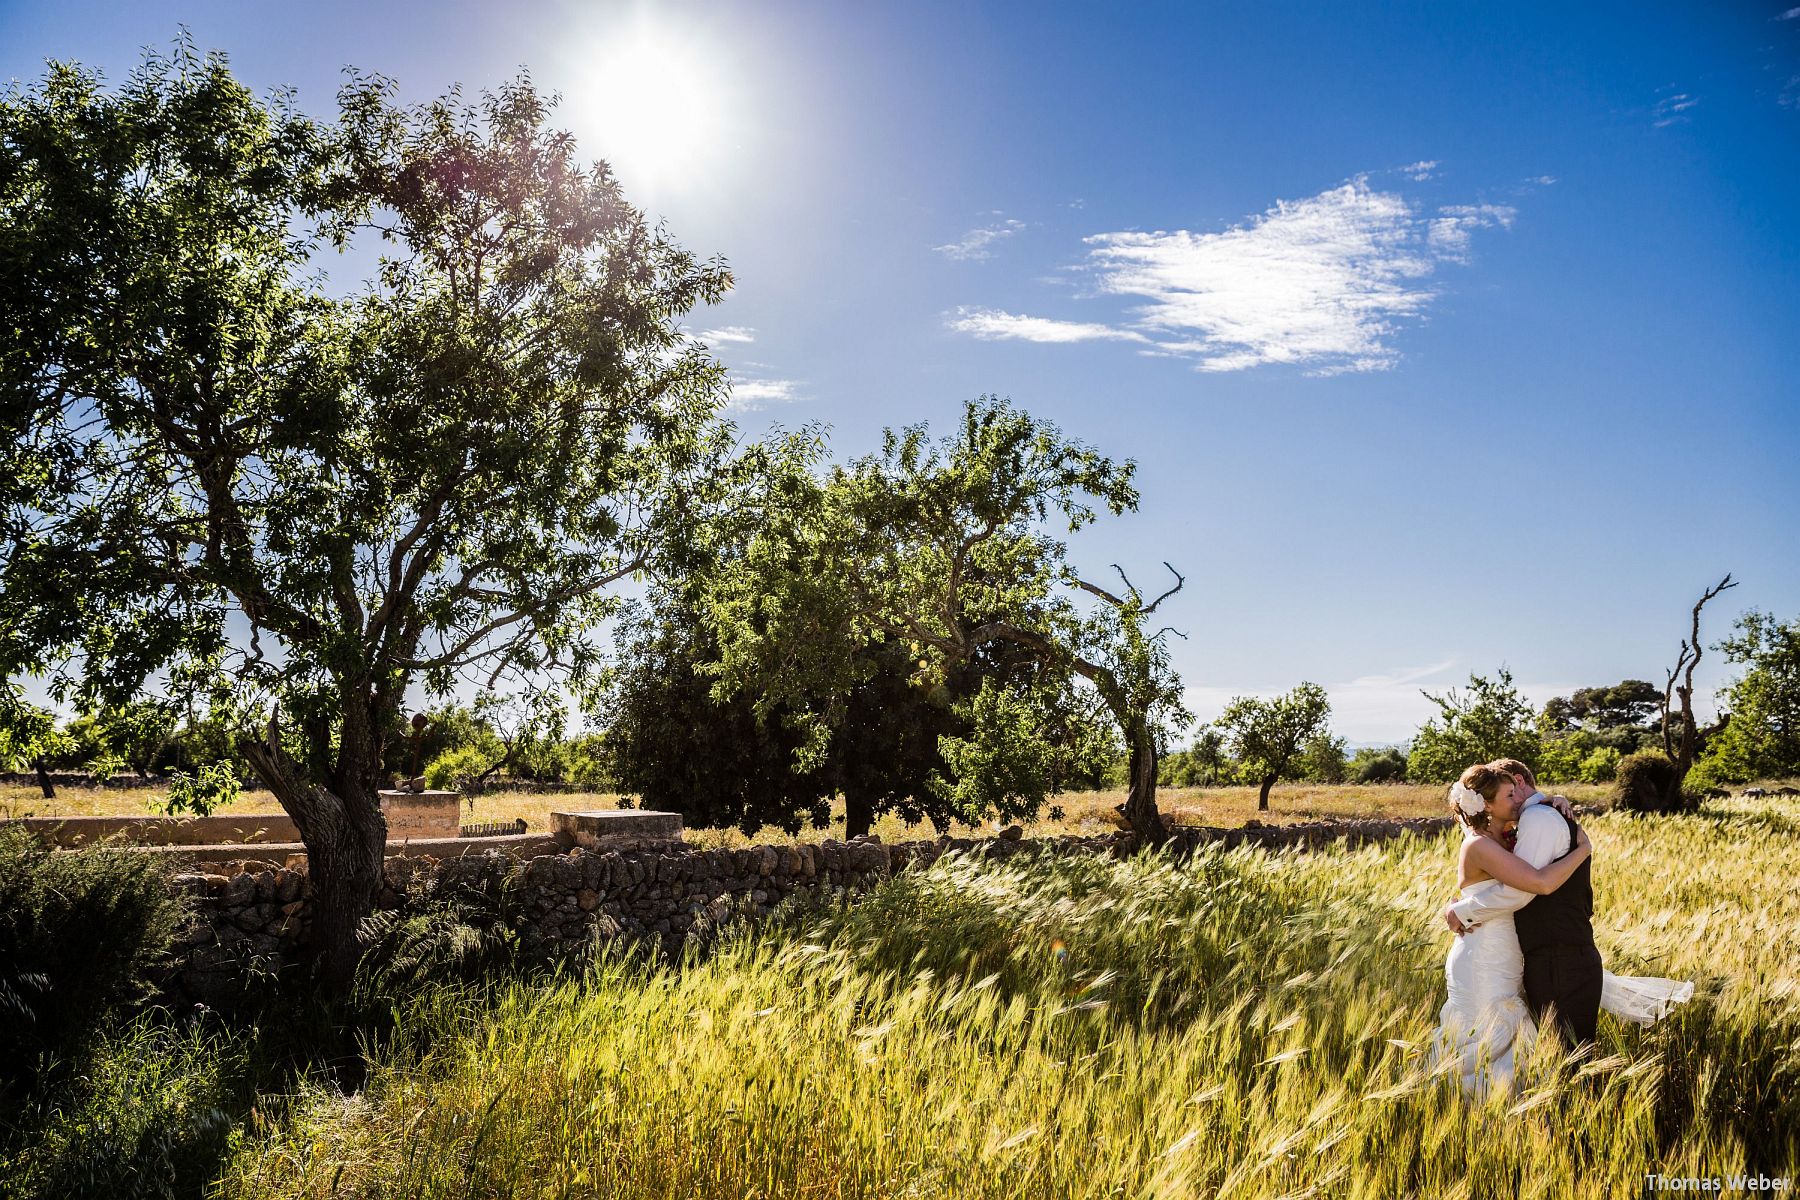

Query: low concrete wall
[11,790,463,849]
[160,815,1455,1004]
[11,812,302,847]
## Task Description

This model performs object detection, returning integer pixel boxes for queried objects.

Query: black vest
[1512,807,1594,953]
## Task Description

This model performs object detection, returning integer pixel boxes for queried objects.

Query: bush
[1578,746,1623,784]
[1614,751,1682,813]
[0,827,183,1106]
[1350,746,1407,783]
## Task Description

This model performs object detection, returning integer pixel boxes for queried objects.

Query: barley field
[219,795,1800,1199]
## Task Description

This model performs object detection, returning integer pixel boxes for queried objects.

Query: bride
[1430,762,1694,1098]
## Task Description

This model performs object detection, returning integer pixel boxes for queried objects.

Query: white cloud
[725,377,802,413]
[948,177,1522,375]
[1427,203,1517,262]
[1526,174,1557,186]
[934,219,1026,261]
[946,306,1150,344]
[1401,159,1438,180]
[1082,180,1438,374]
[1653,92,1699,128]
[698,325,756,344]
[1778,6,1800,19]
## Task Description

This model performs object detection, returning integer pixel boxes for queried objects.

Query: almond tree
[701,397,1191,843]
[1215,683,1332,811]
[0,43,732,983]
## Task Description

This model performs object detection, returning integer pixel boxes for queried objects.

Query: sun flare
[571,21,728,192]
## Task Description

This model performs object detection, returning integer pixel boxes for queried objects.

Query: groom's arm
[1447,806,1569,930]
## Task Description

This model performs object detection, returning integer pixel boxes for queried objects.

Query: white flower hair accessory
[1449,782,1487,817]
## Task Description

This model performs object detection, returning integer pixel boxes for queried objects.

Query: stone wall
[162,815,1456,1004]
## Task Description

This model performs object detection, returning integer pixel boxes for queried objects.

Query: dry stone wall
[163,816,1456,1004]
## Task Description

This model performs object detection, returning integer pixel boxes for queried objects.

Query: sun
[569,19,729,193]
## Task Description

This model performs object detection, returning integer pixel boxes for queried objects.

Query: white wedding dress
[1431,870,1696,1099]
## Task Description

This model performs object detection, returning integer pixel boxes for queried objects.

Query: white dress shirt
[1449,790,1575,929]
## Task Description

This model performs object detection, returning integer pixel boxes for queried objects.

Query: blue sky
[4,0,1797,743]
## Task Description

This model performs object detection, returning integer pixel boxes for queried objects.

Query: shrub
[1578,746,1623,784]
[0,827,183,1106]
[1351,747,1407,783]
[1614,751,1682,813]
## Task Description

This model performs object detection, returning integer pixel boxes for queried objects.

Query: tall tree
[0,44,732,982]
[701,398,1190,844]
[1214,683,1332,810]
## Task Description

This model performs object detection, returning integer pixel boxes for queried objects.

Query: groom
[1443,758,1604,1050]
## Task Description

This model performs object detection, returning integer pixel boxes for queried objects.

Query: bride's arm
[1470,826,1590,894]
[1446,806,1577,930]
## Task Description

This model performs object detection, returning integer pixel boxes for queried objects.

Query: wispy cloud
[1653,90,1700,128]
[1778,6,1800,19]
[1526,174,1557,186]
[946,306,1150,344]
[698,325,756,344]
[934,218,1026,261]
[1400,159,1438,181]
[1427,203,1517,262]
[948,177,1522,375]
[726,377,803,413]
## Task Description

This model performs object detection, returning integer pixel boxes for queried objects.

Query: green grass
[217,796,1800,1199]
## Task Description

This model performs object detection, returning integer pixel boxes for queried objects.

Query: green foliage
[1406,668,1540,784]
[59,699,181,778]
[1,39,737,975]
[1159,726,1231,787]
[354,868,525,1008]
[696,396,1185,830]
[1691,610,1800,786]
[1615,751,1683,813]
[1296,730,1348,784]
[1540,680,1661,733]
[0,1016,244,1199]
[162,760,244,816]
[0,827,183,1107]
[423,745,498,793]
[1349,745,1408,783]
[930,675,1114,825]
[0,684,73,774]
[1578,745,1624,784]
[1214,683,1333,790]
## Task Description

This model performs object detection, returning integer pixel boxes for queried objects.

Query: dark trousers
[1522,942,1604,1049]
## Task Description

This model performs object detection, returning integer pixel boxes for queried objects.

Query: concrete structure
[10,788,463,850]
[552,809,684,848]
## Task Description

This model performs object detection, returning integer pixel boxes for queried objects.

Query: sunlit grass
[219,797,1800,1198]
[1,781,1614,846]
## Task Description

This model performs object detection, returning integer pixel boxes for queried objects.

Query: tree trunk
[844,788,873,840]
[241,707,390,990]
[1119,721,1165,846]
[32,758,54,799]
[295,790,388,988]
[1258,774,1275,812]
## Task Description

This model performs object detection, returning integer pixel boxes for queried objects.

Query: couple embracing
[1429,757,1694,1097]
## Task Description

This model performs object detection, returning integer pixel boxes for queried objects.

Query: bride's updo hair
[1449,763,1511,832]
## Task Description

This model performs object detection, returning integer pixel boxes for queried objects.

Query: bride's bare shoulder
[1459,834,1497,884]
